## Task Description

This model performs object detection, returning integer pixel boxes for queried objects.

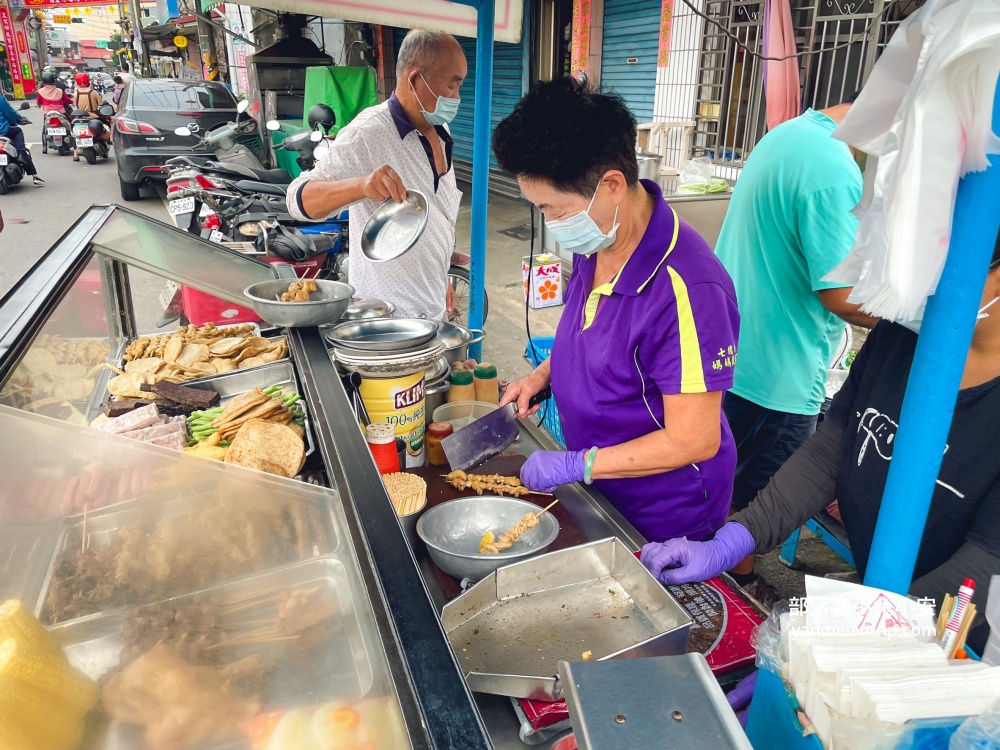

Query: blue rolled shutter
[600,0,661,124]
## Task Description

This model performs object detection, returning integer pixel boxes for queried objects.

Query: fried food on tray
[43,497,327,624]
[123,323,256,362]
[225,419,306,478]
[279,279,318,303]
[479,512,540,554]
[102,644,260,750]
[445,470,532,498]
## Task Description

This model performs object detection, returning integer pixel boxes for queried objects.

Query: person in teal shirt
[715,98,877,595]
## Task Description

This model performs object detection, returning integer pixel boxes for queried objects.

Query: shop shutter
[600,0,661,123]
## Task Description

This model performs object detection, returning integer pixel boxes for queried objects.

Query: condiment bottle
[366,423,399,474]
[447,369,475,403]
[474,363,499,404]
[425,421,454,466]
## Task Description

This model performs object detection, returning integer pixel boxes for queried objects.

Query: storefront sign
[18,0,120,8]
[51,12,69,21]
[0,1,34,98]
[570,0,592,76]
[658,0,674,67]
[247,0,523,43]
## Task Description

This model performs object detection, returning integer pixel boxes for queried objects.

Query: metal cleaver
[442,386,552,471]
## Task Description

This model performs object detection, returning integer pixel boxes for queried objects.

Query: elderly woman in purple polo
[493,77,740,545]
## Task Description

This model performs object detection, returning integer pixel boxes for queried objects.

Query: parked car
[113,78,264,201]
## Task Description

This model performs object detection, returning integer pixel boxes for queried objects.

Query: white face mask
[900,296,1000,334]
[544,180,620,255]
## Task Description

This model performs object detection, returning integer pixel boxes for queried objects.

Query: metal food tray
[185,360,315,456]
[50,558,375,750]
[37,492,339,626]
[441,538,691,701]
[0,521,62,610]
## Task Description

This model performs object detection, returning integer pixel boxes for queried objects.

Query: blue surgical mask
[412,72,460,126]
[544,181,620,255]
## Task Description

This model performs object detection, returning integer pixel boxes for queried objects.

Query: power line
[678,0,904,63]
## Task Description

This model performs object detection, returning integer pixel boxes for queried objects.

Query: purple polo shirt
[550,180,740,543]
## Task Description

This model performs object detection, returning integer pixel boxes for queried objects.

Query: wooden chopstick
[534,499,560,518]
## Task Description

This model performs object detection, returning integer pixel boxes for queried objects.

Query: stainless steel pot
[425,376,450,422]
[436,322,486,365]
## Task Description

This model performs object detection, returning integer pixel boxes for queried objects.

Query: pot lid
[342,297,396,321]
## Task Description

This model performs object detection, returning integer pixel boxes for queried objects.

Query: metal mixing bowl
[243,279,355,327]
[416,496,560,580]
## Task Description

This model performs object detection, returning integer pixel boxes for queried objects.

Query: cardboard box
[522,254,563,309]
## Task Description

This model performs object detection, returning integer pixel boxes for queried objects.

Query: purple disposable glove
[519,450,587,493]
[639,522,755,585]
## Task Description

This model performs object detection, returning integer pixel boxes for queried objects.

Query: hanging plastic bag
[825,0,1000,325]
[949,696,1000,750]
[677,156,730,195]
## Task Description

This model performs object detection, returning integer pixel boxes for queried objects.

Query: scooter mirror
[266,120,281,132]
[310,130,323,143]
[236,99,250,114]
[174,126,192,137]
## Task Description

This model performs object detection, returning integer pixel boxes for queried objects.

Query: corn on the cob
[0,600,60,658]
[0,637,98,715]
[0,671,84,750]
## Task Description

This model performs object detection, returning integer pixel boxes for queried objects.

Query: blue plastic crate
[525,337,565,447]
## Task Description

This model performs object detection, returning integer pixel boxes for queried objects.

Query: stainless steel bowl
[416,496,560,580]
[341,297,396,321]
[327,318,440,352]
[360,190,429,262]
[243,279,355,328]
[436,322,486,366]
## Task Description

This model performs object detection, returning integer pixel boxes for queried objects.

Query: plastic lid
[426,421,455,438]
[450,370,474,386]
[365,422,395,445]
[474,362,498,379]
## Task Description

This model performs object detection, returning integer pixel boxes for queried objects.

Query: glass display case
[0,205,489,750]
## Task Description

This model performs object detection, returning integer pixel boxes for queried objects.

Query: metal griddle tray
[441,537,692,701]
[37,492,339,625]
[184,359,315,456]
[49,558,375,750]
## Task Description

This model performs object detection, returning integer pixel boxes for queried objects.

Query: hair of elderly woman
[397,30,454,75]
[493,76,639,197]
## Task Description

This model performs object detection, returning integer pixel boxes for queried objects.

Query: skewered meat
[480,512,539,554]
[446,470,532,497]
[279,279,318,302]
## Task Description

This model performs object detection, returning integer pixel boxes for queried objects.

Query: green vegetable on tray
[185,384,305,446]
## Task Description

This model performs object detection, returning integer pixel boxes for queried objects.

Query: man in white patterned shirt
[287,30,466,321]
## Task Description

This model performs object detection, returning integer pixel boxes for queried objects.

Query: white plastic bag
[825,0,1000,325]
[677,156,730,195]
[982,576,1000,667]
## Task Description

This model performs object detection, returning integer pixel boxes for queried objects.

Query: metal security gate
[692,0,924,170]
[600,0,663,123]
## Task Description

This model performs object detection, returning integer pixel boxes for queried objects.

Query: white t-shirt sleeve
[286,124,376,221]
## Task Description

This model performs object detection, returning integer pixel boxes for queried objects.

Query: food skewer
[534,498,560,518]
[443,470,554,497]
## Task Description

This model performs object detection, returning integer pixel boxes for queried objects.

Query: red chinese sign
[658,0,675,68]
[0,0,34,97]
[20,0,119,7]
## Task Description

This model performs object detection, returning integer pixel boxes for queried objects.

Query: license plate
[158,281,179,310]
[209,229,225,244]
[49,127,67,136]
[169,197,195,216]
[0,154,6,166]
[77,138,93,147]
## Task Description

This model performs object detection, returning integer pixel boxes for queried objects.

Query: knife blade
[441,386,552,472]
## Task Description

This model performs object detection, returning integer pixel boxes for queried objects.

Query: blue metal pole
[864,75,1000,594]
[460,0,493,361]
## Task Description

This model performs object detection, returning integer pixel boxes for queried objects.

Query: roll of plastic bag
[824,0,1000,326]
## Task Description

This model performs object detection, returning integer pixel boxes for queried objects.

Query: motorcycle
[0,133,26,195]
[72,103,114,165]
[44,110,74,156]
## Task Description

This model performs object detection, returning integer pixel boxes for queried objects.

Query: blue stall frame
[864,77,1000,593]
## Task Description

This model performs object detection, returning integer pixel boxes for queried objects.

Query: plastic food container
[432,401,498,430]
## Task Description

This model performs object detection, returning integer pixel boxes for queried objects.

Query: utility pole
[127,0,147,76]
[31,11,47,75]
